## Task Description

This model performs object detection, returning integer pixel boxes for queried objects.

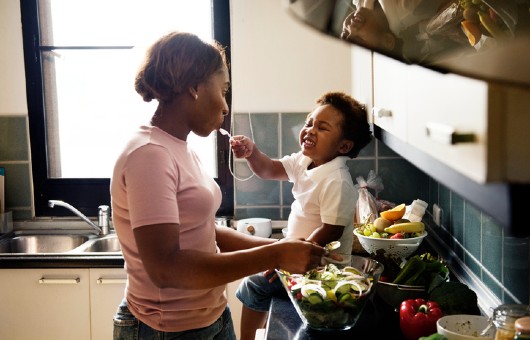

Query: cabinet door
[226,278,243,340]
[89,268,127,340]
[373,53,408,142]
[406,65,489,182]
[0,268,90,340]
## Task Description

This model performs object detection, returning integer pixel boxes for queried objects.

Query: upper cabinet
[373,53,530,184]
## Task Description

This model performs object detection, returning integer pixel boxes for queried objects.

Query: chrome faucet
[48,200,110,235]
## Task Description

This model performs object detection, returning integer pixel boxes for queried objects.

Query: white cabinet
[373,53,409,142]
[89,268,127,340]
[226,278,243,340]
[372,52,530,183]
[0,268,91,340]
[0,267,126,340]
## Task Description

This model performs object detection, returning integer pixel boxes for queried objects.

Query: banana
[477,11,505,39]
[384,222,425,234]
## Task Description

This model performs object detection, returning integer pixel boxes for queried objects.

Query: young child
[229,91,372,340]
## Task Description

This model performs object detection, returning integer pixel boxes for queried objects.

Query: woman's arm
[215,225,276,252]
[133,223,323,290]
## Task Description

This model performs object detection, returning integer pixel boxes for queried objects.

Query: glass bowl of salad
[276,255,384,331]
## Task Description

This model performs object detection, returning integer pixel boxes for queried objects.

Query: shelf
[374,125,530,237]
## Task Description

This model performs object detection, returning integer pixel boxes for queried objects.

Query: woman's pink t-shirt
[110,126,226,332]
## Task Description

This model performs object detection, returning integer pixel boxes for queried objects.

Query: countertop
[265,291,405,339]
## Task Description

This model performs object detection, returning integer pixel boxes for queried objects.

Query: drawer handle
[425,122,475,145]
[97,277,127,285]
[373,107,392,118]
[39,277,80,284]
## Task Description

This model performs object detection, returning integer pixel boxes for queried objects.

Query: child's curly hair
[316,91,372,158]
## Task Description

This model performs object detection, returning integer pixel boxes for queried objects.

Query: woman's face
[299,105,351,167]
[191,66,230,137]
[341,6,390,49]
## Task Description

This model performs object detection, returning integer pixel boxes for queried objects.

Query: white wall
[230,0,352,112]
[0,0,27,116]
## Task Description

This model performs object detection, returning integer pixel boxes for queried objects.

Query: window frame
[20,0,233,218]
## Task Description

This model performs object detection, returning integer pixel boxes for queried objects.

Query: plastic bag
[354,170,384,224]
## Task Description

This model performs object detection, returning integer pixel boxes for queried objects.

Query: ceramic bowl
[354,229,427,259]
[276,255,384,331]
[375,281,427,309]
[436,314,495,339]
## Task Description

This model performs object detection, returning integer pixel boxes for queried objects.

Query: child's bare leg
[240,305,268,340]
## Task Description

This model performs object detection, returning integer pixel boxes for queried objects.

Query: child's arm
[306,223,345,247]
[230,135,288,180]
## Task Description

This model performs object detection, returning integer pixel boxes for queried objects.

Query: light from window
[40,0,217,178]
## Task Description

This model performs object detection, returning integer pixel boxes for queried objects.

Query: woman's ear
[188,86,199,100]
[339,140,354,154]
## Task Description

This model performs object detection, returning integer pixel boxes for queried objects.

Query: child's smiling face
[299,105,353,167]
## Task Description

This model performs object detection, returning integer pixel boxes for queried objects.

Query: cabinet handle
[425,122,476,145]
[97,277,127,285]
[39,277,80,284]
[373,107,392,118]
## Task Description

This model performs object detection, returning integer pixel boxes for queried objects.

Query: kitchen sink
[0,234,90,254]
[81,235,121,253]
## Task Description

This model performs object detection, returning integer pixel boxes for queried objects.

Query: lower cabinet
[0,267,126,340]
[226,278,243,340]
[89,268,127,340]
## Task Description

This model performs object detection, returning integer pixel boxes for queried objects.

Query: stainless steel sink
[81,235,121,253]
[0,234,90,254]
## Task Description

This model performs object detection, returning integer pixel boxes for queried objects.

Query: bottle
[514,316,530,339]
[493,304,530,340]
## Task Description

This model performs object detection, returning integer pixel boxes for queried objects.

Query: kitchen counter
[265,292,405,339]
[0,254,124,268]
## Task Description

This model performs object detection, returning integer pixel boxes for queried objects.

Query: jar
[493,304,530,340]
[514,316,530,339]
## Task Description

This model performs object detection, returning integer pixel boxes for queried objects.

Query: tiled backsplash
[1,113,528,305]
[232,112,529,306]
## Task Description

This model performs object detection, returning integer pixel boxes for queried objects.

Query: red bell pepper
[400,298,443,340]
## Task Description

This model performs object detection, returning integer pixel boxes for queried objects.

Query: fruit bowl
[354,229,427,259]
[276,255,384,331]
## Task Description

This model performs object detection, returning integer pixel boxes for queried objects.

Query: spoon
[219,128,232,138]
[479,318,494,336]
[324,241,341,255]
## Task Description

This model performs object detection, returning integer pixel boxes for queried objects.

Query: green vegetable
[419,333,447,340]
[429,281,481,315]
[392,253,449,286]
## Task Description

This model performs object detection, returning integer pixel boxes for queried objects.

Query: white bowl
[354,229,427,258]
[437,315,494,340]
[236,218,272,238]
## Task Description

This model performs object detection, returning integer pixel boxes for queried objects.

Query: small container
[514,316,530,339]
[493,304,530,340]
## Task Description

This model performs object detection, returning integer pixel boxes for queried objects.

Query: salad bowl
[276,255,384,331]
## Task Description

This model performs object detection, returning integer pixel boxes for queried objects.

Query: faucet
[48,200,110,235]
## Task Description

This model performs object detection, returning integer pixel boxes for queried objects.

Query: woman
[110,31,323,339]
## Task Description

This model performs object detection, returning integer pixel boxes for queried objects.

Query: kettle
[236,218,272,238]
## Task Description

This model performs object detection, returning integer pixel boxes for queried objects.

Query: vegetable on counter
[429,281,481,316]
[400,298,443,340]
[419,333,447,340]
[392,252,449,287]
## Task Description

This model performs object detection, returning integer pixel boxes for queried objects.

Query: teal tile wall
[0,116,32,220]
[233,111,530,307]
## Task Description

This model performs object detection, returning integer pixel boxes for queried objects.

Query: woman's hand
[273,239,324,274]
[230,135,255,159]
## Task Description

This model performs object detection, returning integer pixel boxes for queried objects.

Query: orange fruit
[461,20,482,46]
[380,203,406,221]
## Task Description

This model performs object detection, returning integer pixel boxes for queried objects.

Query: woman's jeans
[113,299,236,340]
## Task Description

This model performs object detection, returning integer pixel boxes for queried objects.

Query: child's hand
[230,135,255,159]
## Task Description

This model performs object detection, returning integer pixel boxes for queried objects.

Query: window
[21,0,233,217]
